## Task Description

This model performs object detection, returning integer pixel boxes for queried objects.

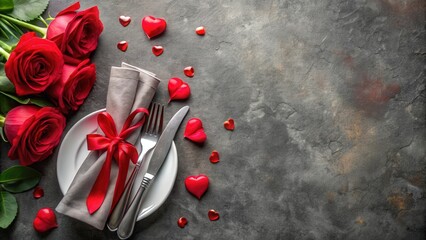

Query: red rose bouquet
[0,1,103,229]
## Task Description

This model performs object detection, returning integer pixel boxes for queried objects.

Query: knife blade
[117,106,189,240]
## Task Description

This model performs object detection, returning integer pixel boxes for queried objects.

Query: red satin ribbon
[85,108,149,215]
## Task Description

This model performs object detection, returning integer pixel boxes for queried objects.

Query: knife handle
[117,173,154,240]
[107,163,141,231]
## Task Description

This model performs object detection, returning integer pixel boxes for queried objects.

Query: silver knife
[117,106,190,240]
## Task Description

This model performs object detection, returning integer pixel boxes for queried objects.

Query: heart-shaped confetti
[184,118,207,144]
[33,208,58,233]
[208,209,220,221]
[224,118,235,131]
[168,78,191,102]
[33,186,44,199]
[119,16,131,27]
[177,217,188,228]
[142,16,167,39]
[184,66,195,78]
[152,45,164,56]
[209,150,220,163]
[195,26,206,35]
[117,41,128,52]
[185,174,209,199]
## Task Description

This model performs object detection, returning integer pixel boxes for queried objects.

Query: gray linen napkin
[56,63,160,230]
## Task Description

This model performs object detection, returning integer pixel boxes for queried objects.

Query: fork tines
[145,102,164,135]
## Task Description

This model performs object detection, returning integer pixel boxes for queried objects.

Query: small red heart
[208,209,220,221]
[185,174,209,199]
[209,150,220,164]
[184,118,207,144]
[142,16,167,39]
[168,78,191,102]
[33,208,58,233]
[184,66,195,78]
[152,45,164,56]
[117,41,128,52]
[177,217,188,228]
[119,16,131,27]
[224,118,235,131]
[195,26,206,36]
[33,186,44,199]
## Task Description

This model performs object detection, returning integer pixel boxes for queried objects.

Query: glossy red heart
[152,45,164,56]
[117,41,128,52]
[184,66,195,78]
[168,77,191,102]
[33,186,44,199]
[184,118,207,143]
[142,16,167,39]
[119,16,131,27]
[177,217,188,228]
[195,26,206,35]
[33,208,58,233]
[208,209,220,221]
[185,174,209,199]
[224,118,235,131]
[209,150,220,163]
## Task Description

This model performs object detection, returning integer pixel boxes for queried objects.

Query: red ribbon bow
[86,108,149,215]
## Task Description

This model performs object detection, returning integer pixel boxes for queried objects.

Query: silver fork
[107,102,164,231]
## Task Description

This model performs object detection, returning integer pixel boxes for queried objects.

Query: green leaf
[0,0,14,12]
[0,76,15,93]
[0,91,54,107]
[0,165,41,193]
[0,191,17,229]
[9,0,49,22]
[0,94,16,114]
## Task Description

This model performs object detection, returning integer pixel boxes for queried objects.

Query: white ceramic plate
[57,109,178,221]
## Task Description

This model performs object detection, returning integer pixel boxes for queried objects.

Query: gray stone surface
[1,0,425,239]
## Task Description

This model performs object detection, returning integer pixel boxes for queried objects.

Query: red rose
[5,32,64,96]
[4,105,66,166]
[47,59,96,114]
[46,2,104,62]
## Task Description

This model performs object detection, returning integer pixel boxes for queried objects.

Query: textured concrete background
[1,0,425,239]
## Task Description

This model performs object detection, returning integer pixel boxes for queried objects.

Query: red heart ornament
[208,209,220,221]
[224,118,235,131]
[195,26,206,35]
[168,78,191,102]
[119,16,131,27]
[177,217,188,228]
[33,186,44,199]
[152,45,164,56]
[33,208,58,233]
[185,174,209,199]
[117,41,128,52]
[184,118,207,143]
[184,66,195,78]
[142,16,167,39]
[209,150,220,163]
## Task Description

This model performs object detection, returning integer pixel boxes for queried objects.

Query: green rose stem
[0,14,47,37]
[0,115,5,127]
[0,46,10,59]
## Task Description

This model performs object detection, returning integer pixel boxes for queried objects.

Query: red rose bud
[33,208,58,233]
[47,59,96,114]
[46,2,104,61]
[5,32,63,96]
[4,105,66,166]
